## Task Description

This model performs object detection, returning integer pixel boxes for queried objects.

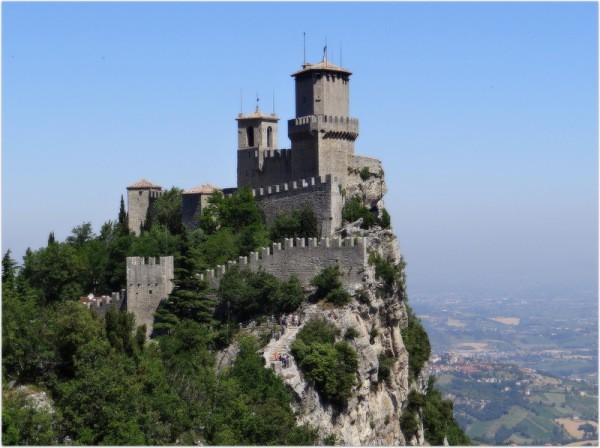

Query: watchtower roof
[236,106,279,122]
[127,178,162,189]
[183,183,221,195]
[291,61,352,77]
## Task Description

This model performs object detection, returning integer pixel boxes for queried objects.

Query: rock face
[258,170,430,445]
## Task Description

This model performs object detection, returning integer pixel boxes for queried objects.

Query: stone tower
[237,106,291,188]
[126,179,162,235]
[126,256,174,337]
[288,59,359,188]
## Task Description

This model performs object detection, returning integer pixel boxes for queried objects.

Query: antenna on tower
[256,92,260,111]
[323,37,328,63]
[303,32,306,65]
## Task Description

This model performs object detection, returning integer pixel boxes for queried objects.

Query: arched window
[246,127,254,147]
[267,126,273,147]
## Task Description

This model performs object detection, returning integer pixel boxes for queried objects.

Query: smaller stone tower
[126,179,162,235]
[237,107,292,188]
[126,256,174,337]
[182,183,221,230]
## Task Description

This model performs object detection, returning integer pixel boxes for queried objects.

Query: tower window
[267,126,273,147]
[246,127,254,147]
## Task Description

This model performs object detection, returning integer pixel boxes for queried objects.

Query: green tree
[154,229,217,335]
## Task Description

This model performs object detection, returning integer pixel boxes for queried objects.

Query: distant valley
[411,292,598,445]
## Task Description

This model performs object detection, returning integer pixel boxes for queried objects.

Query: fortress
[126,57,384,335]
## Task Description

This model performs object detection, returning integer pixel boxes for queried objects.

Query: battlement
[126,256,172,266]
[200,236,367,289]
[290,115,359,126]
[288,115,359,139]
[240,148,292,159]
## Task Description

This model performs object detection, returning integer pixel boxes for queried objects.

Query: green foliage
[270,206,319,242]
[381,208,391,229]
[369,324,379,344]
[291,318,357,405]
[342,196,373,229]
[422,377,471,446]
[378,351,395,384]
[401,305,431,383]
[400,390,426,442]
[144,187,184,235]
[2,387,59,445]
[323,433,338,445]
[310,266,351,306]
[217,268,304,322]
[20,242,84,304]
[154,229,217,335]
[2,250,18,286]
[359,167,371,181]
[344,328,360,340]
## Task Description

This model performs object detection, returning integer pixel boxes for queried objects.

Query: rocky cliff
[219,164,439,445]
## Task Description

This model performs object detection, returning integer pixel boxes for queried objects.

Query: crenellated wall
[200,236,367,290]
[225,174,344,236]
[126,256,174,337]
[237,148,293,188]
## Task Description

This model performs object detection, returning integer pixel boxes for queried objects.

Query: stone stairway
[263,325,306,396]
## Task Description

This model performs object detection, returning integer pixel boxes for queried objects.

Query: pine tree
[2,250,18,287]
[117,195,129,235]
[47,232,56,245]
[154,228,216,335]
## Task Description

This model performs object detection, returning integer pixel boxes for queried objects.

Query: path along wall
[200,236,367,290]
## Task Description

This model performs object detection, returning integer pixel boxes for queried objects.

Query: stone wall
[247,174,343,236]
[126,256,174,337]
[127,188,161,236]
[201,236,367,290]
[237,148,293,188]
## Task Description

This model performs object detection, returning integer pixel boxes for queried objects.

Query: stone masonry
[126,256,174,337]
[200,236,367,290]
[126,179,163,236]
[128,57,373,237]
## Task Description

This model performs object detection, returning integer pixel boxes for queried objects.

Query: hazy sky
[3,2,598,297]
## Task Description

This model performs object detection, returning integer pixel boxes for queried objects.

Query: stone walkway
[263,325,306,396]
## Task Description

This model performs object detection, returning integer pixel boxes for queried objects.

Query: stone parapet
[200,236,367,289]
[288,115,359,140]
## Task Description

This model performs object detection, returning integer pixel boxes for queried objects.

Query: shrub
[378,351,396,384]
[380,208,391,229]
[401,306,431,383]
[323,433,337,445]
[359,167,371,181]
[344,328,360,340]
[369,324,379,344]
[341,196,377,229]
[270,206,319,242]
[400,390,427,442]
[422,377,471,445]
[291,319,357,406]
[356,289,370,305]
[217,269,304,322]
[310,266,351,306]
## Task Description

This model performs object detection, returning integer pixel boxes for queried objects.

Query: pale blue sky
[3,2,598,297]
